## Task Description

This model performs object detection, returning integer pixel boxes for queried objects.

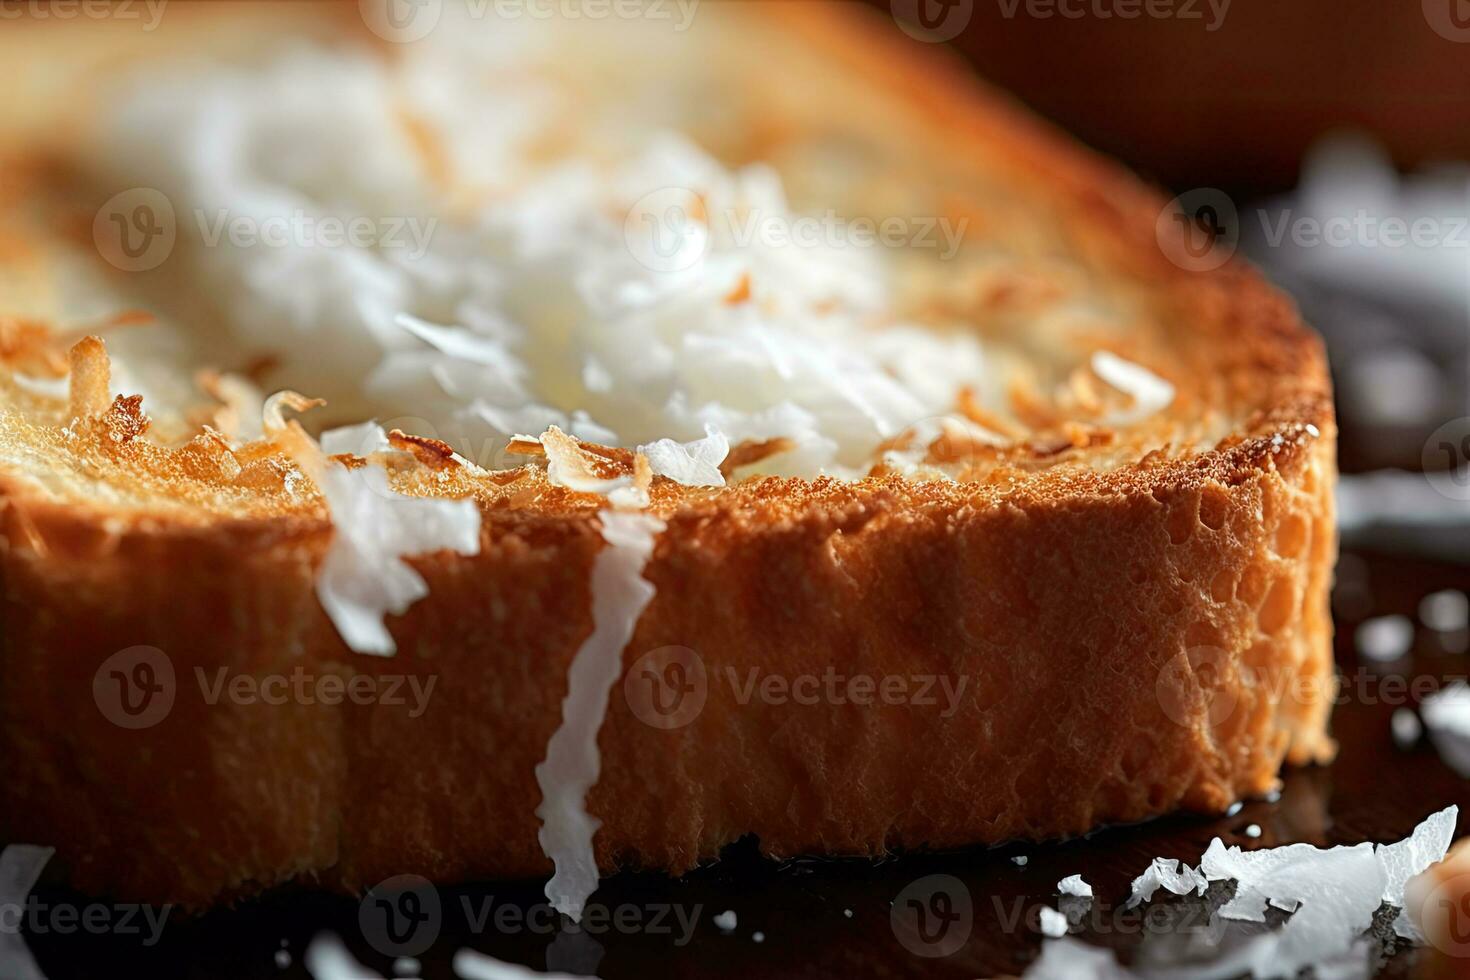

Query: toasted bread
[0,1,1335,909]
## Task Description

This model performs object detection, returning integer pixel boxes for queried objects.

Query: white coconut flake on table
[534,508,664,920]
[1354,614,1414,662]
[1124,857,1206,908]
[1392,708,1423,748]
[1028,808,1458,980]
[452,949,592,980]
[713,909,738,932]
[1038,906,1069,938]
[1421,589,1470,632]
[1057,874,1093,898]
[304,932,384,979]
[1423,681,1470,777]
[1021,937,1132,979]
[0,844,54,980]
[1374,804,1458,941]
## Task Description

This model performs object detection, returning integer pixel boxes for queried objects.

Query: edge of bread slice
[0,1,1336,907]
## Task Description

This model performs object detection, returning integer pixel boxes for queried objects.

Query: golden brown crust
[0,1,1337,907]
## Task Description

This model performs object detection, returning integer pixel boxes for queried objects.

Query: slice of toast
[0,2,1335,909]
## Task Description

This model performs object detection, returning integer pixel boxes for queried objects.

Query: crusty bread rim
[0,1,1337,910]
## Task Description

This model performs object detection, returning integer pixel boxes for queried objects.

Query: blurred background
[877,0,1470,563]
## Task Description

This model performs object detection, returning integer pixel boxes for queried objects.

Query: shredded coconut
[267,396,481,656]
[1091,351,1174,426]
[1423,682,1470,777]
[1391,708,1423,748]
[1038,906,1068,938]
[713,910,738,932]
[1124,857,1206,908]
[1057,874,1093,898]
[1420,589,1469,633]
[303,933,383,980]
[637,424,728,486]
[534,508,663,919]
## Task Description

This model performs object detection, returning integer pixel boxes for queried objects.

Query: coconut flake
[534,508,663,920]
[304,933,383,979]
[637,424,728,487]
[1355,615,1413,662]
[1091,351,1174,426]
[1022,938,1131,979]
[1038,906,1068,938]
[0,845,54,980]
[1423,682,1470,777]
[1391,708,1422,749]
[1124,857,1206,908]
[452,949,591,980]
[321,421,392,457]
[541,425,633,498]
[267,396,481,656]
[1057,874,1093,899]
[713,910,737,932]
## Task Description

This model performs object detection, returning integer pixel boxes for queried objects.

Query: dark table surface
[19,544,1470,979]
